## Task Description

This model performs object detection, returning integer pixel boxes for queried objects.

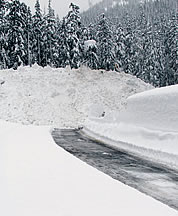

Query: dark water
[52,128,178,210]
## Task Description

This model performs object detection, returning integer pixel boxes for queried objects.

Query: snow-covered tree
[0,0,7,69]
[96,13,116,71]
[114,24,125,69]
[33,0,44,66]
[83,40,98,69]
[163,12,178,86]
[63,3,82,69]
[42,0,58,66]
[19,3,33,66]
[6,0,26,69]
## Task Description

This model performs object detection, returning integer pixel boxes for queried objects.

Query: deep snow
[0,64,152,127]
[0,120,177,216]
[1,65,177,214]
[85,85,178,169]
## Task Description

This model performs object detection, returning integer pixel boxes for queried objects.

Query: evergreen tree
[64,3,82,69]
[96,13,116,71]
[6,0,26,69]
[26,6,33,66]
[83,41,98,69]
[163,12,178,86]
[33,0,44,66]
[0,0,7,69]
[114,24,125,69]
[43,0,58,66]
[122,12,136,75]
[135,3,153,83]
[19,3,33,66]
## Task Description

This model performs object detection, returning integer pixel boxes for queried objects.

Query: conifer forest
[0,0,177,87]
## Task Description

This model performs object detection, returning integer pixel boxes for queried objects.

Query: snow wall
[84,85,178,169]
[118,84,178,132]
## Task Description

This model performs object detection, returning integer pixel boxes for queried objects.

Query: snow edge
[82,126,178,171]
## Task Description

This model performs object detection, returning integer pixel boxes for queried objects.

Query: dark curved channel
[52,128,178,210]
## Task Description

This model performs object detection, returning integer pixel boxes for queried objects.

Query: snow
[84,39,96,51]
[0,120,177,216]
[123,85,178,132]
[1,65,177,214]
[112,1,117,8]
[0,64,152,128]
[84,85,178,169]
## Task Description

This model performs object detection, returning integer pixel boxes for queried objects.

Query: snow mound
[85,85,178,169]
[0,65,152,128]
[122,85,178,132]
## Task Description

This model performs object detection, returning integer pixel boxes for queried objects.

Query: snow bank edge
[82,126,178,171]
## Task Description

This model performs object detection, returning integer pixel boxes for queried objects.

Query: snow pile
[85,85,178,169]
[118,85,178,132]
[1,120,177,216]
[0,64,152,128]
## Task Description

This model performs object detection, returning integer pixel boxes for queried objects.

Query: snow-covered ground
[0,120,177,216]
[1,65,177,214]
[0,64,152,127]
[85,85,178,169]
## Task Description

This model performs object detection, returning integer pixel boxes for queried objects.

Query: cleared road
[52,128,178,210]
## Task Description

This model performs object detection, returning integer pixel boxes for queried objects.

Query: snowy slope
[0,64,152,128]
[85,85,178,169]
[0,120,177,216]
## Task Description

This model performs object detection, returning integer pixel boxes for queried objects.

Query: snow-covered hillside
[0,64,152,128]
[85,85,178,169]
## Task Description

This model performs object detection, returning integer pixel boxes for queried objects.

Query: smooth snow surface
[0,120,177,216]
[0,65,152,127]
[121,85,178,132]
[85,85,178,169]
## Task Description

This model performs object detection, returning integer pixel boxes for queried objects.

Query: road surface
[52,128,178,210]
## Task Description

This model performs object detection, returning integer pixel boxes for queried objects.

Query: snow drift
[118,84,178,132]
[0,64,152,128]
[85,85,178,169]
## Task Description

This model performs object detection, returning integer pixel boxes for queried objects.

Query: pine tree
[122,12,136,75]
[96,13,116,71]
[0,0,7,69]
[33,0,43,66]
[114,24,125,69]
[57,18,68,67]
[83,41,98,69]
[6,0,26,69]
[64,3,82,69]
[19,3,33,66]
[135,3,153,83]
[43,0,58,67]
[163,12,178,86]
[26,6,33,66]
[53,15,62,67]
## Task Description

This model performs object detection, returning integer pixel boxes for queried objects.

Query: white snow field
[0,64,152,127]
[1,65,177,214]
[0,120,177,216]
[85,85,178,169]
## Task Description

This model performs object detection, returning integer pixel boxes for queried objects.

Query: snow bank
[85,85,178,169]
[119,85,178,132]
[0,120,177,216]
[0,64,152,128]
